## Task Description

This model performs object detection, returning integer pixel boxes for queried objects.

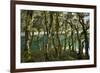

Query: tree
[77,13,89,59]
[21,10,33,62]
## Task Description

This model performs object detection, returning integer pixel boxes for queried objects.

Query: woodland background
[21,10,90,62]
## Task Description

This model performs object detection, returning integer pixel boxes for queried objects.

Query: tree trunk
[55,13,62,58]
[79,17,89,59]
[75,27,83,59]
[24,11,33,61]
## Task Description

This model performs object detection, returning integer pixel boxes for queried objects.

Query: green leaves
[21,10,90,62]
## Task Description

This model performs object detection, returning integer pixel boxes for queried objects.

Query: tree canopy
[21,10,90,62]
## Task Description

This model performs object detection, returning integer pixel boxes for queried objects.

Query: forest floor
[21,49,89,63]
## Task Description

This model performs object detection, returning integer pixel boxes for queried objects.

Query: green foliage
[21,10,90,62]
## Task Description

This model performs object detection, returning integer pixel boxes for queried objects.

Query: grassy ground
[21,48,89,63]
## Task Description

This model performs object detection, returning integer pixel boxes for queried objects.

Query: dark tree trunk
[24,11,33,62]
[55,13,62,58]
[44,11,49,60]
[71,28,74,51]
[79,17,89,59]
